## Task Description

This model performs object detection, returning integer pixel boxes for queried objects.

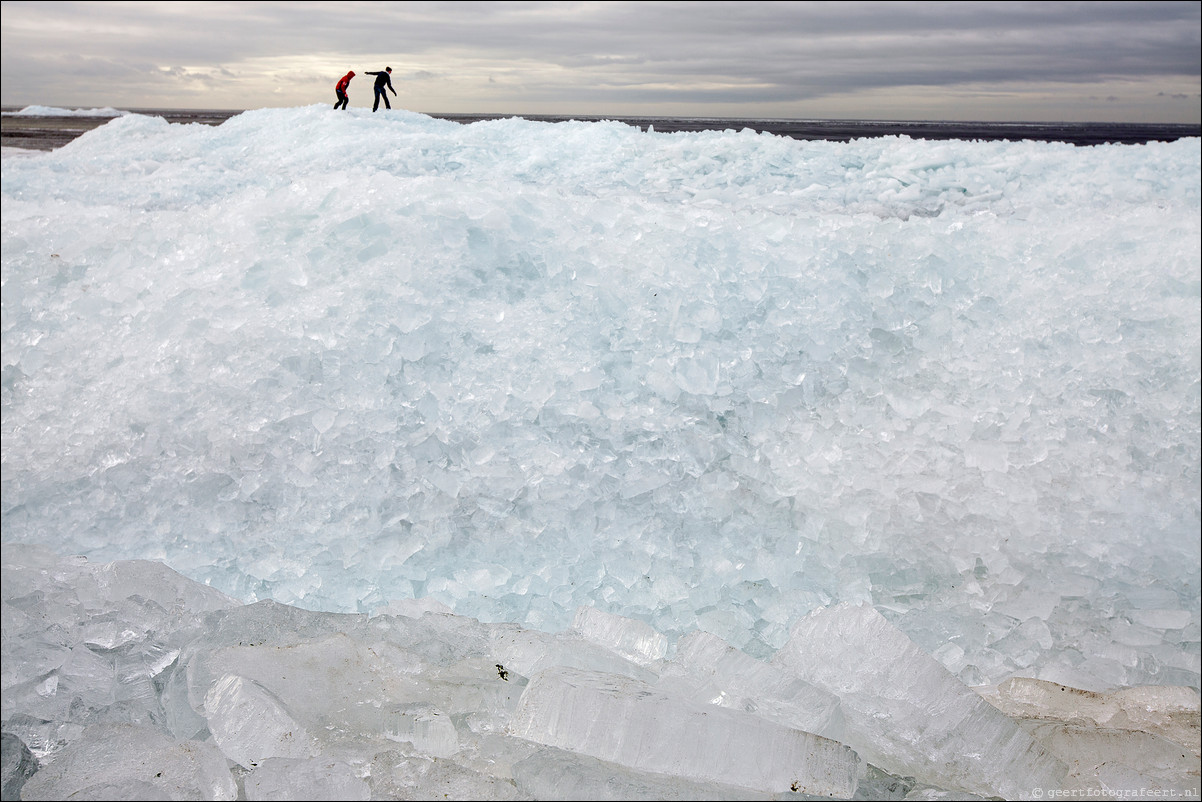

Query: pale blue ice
[2,106,1199,694]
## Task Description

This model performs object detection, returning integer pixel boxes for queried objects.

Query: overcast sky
[2,1,1199,123]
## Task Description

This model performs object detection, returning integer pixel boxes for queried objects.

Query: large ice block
[1019,720,1201,796]
[242,756,371,801]
[367,749,522,800]
[203,673,315,768]
[507,664,859,797]
[570,605,668,666]
[658,629,845,741]
[984,676,1201,758]
[774,602,1069,799]
[0,732,37,801]
[510,744,767,800]
[384,702,459,758]
[15,722,236,801]
[489,619,661,684]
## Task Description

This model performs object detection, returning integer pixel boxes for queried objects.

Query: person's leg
[383,92,391,110]
[373,89,381,111]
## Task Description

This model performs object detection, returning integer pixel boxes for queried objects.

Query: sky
[1,1,1199,123]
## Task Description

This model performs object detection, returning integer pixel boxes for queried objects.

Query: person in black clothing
[367,67,396,112]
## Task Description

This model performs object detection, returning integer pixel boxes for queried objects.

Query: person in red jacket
[334,71,355,110]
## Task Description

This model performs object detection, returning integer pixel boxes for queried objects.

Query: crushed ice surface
[1,105,1199,799]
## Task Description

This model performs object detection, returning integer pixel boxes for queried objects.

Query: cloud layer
[2,1,1199,122]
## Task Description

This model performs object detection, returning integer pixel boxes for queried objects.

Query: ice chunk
[510,745,766,800]
[160,659,209,741]
[1,732,38,802]
[243,756,371,801]
[570,605,668,666]
[374,596,454,618]
[490,621,661,683]
[1127,609,1194,630]
[657,629,844,741]
[983,676,1201,758]
[203,673,315,768]
[384,702,459,758]
[424,656,528,735]
[178,609,431,742]
[774,603,1068,799]
[0,545,238,734]
[674,354,720,395]
[89,557,242,621]
[508,665,859,797]
[15,722,236,800]
[367,750,521,800]
[1018,720,1200,796]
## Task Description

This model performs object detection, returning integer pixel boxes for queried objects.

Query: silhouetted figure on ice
[334,70,355,110]
[367,67,396,111]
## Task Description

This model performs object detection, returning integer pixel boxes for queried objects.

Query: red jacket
[336,71,355,92]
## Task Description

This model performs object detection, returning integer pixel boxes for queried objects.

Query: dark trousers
[373,87,391,111]
[334,90,348,110]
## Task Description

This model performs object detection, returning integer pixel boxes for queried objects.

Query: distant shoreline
[3,106,1198,151]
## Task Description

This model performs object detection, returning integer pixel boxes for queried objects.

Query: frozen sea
[1,105,1199,800]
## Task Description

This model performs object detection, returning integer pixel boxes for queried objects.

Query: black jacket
[367,70,394,92]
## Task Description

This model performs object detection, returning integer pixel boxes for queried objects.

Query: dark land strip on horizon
[2,107,1199,151]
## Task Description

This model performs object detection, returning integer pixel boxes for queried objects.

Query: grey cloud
[2,0,1197,121]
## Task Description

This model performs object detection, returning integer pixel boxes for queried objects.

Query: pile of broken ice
[3,544,1197,800]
